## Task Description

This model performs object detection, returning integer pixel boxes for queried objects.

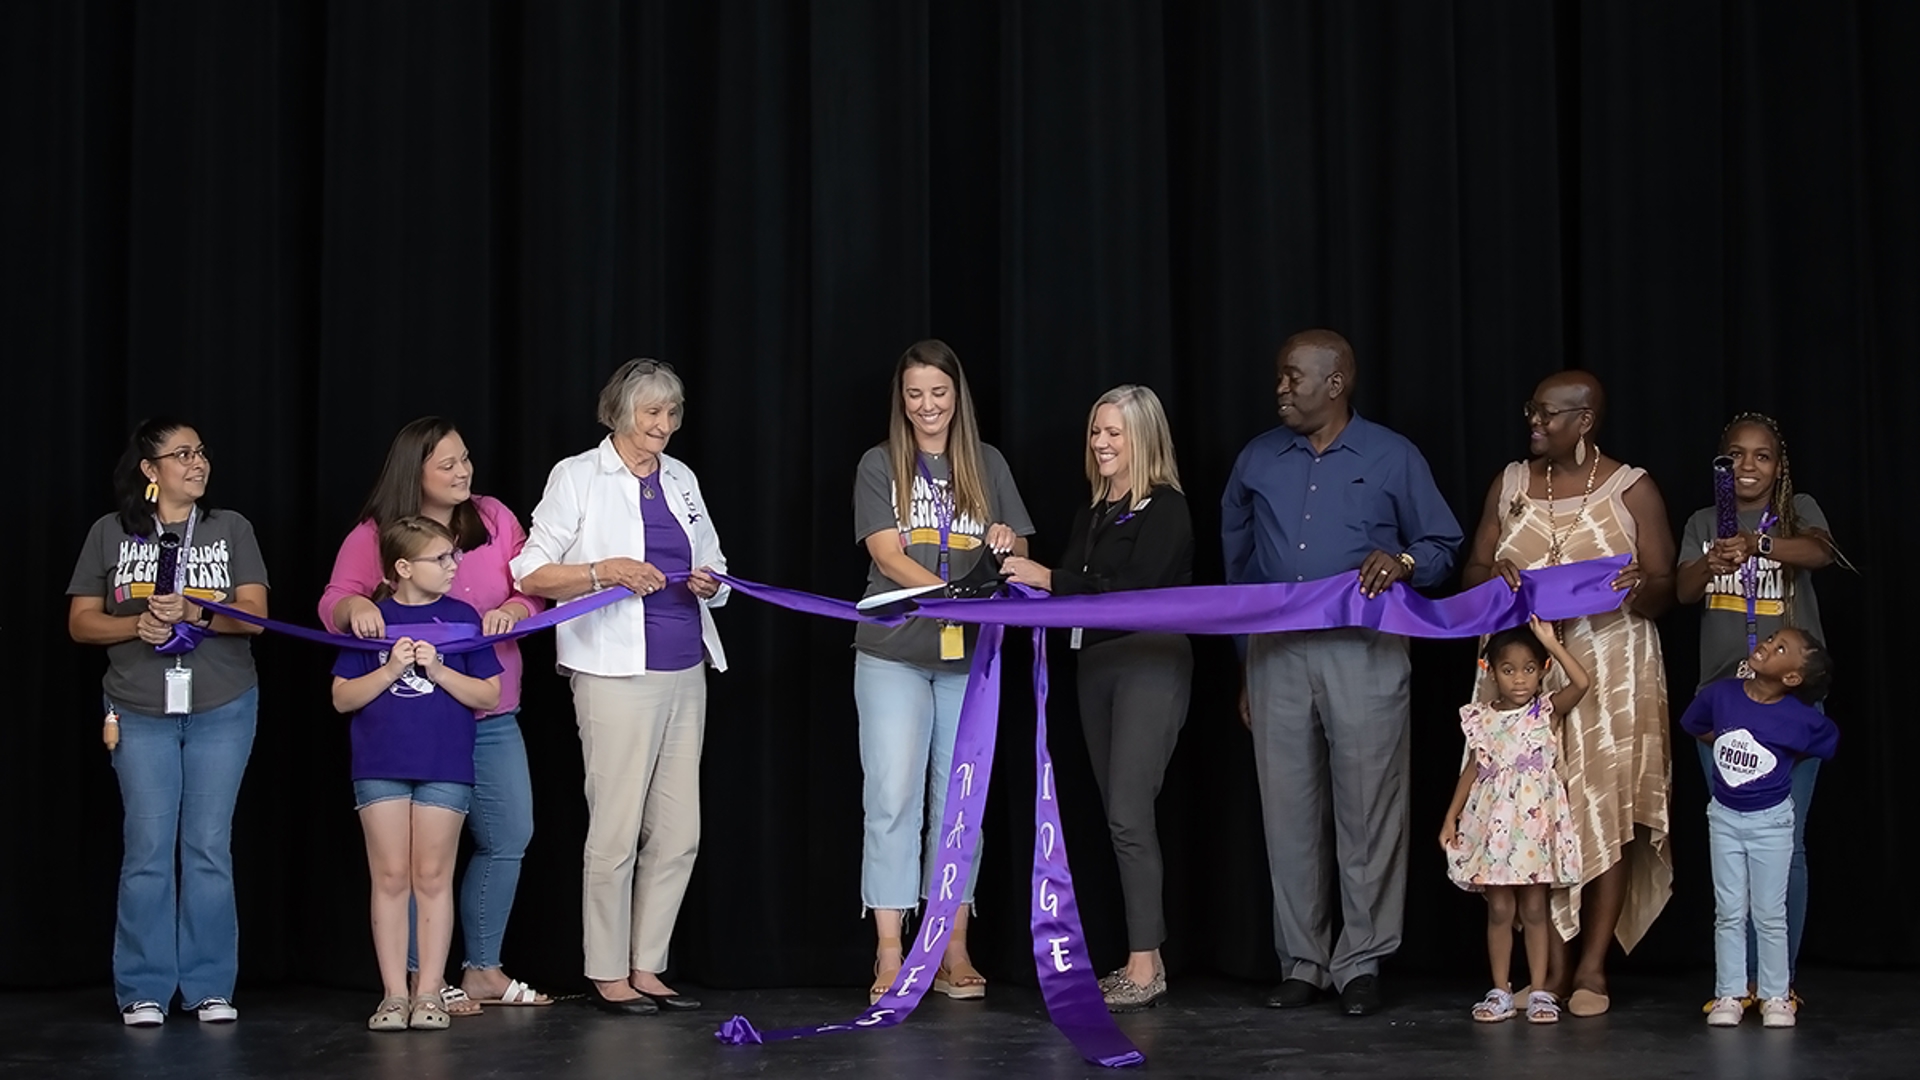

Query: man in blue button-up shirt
[1222,329,1463,1017]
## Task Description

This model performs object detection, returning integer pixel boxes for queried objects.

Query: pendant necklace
[1544,448,1600,565]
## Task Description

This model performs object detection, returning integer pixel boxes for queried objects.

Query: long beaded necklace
[1543,445,1601,565]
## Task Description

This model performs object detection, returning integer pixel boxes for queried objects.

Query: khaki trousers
[572,667,706,979]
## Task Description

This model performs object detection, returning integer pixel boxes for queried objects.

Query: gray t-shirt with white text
[1679,494,1828,690]
[852,444,1033,669]
[67,509,270,715]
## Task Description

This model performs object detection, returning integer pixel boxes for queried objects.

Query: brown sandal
[934,961,987,1001]
[870,937,903,1005]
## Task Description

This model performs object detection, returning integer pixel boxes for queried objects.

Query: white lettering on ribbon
[1038,877,1060,917]
[944,811,967,848]
[855,1008,896,1027]
[896,965,928,996]
[939,863,958,901]
[1041,762,1054,802]
[1039,822,1056,860]
[1713,729,1778,788]
[1048,936,1075,973]
[955,760,975,798]
[920,915,948,954]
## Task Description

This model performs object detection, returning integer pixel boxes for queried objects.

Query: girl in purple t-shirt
[331,517,503,1032]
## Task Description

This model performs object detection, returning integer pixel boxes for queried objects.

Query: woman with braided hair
[1677,413,1843,1017]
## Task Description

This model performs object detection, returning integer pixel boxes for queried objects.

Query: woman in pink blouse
[319,417,550,1013]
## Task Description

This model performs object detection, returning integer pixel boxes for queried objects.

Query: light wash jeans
[403,711,535,974]
[109,686,258,1010]
[1707,797,1794,1001]
[855,652,979,910]
[1696,740,1819,982]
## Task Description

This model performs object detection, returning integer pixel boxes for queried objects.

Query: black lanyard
[1080,496,1130,572]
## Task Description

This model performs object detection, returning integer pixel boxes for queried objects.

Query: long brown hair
[886,340,991,527]
[371,516,458,603]
[357,417,489,550]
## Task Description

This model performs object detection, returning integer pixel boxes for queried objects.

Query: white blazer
[510,438,730,675]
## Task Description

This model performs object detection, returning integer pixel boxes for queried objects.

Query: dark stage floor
[1,972,1907,1080]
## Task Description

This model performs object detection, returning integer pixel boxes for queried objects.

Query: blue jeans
[109,686,258,1009]
[402,712,535,973]
[1707,798,1794,1001]
[855,652,978,909]
[1696,741,1819,982]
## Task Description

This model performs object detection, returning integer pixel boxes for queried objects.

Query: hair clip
[1477,657,1489,671]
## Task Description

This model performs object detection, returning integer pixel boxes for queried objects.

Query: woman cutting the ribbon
[1460,372,1677,1017]
[1676,413,1841,1015]
[1001,384,1193,1013]
[318,417,549,1012]
[511,359,728,1015]
[66,418,270,1027]
[852,339,1033,1004]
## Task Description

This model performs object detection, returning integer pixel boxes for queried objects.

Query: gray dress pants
[1246,628,1410,990]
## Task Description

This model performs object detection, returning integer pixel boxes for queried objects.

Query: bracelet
[1396,552,1416,573]
[588,562,601,591]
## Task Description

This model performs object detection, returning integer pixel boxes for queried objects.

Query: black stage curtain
[6,1,1915,993]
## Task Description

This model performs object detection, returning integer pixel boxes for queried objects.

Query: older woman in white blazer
[511,359,728,1016]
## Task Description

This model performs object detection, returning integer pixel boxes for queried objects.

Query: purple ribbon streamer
[163,581,642,654]
[716,624,1008,1050]
[1025,626,1146,1067]
[714,554,1631,638]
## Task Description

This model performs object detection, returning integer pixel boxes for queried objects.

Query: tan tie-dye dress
[1474,460,1673,950]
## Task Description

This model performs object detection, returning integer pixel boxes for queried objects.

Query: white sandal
[1472,987,1516,1022]
[477,978,552,1007]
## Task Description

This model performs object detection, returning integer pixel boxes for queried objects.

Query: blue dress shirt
[1221,413,1463,588]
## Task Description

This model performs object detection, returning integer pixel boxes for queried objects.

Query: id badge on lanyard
[155,510,197,714]
[918,455,966,662]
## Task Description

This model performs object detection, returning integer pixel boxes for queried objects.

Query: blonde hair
[1085,384,1182,508]
[887,340,991,526]
[597,359,686,434]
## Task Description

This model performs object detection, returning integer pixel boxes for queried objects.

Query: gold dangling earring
[1573,438,1587,467]
[144,480,160,503]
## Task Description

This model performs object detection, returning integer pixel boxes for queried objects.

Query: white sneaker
[1760,997,1796,1028]
[1706,996,1745,1027]
[190,997,239,1023]
[121,1001,166,1027]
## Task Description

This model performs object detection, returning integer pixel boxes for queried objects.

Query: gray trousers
[1246,628,1410,990]
[1078,633,1193,951]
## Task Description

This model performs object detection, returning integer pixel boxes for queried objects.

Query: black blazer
[1051,485,1193,649]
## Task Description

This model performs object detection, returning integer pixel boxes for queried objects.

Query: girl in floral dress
[1441,617,1591,1024]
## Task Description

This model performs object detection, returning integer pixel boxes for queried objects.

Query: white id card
[1069,628,1083,650]
[164,665,193,715]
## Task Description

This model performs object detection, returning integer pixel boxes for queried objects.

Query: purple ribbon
[714,556,1631,1066]
[165,581,641,654]
[713,554,1631,637]
[1024,625,1145,1067]
[715,624,1009,1050]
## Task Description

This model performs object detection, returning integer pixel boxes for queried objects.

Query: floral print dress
[1447,697,1582,889]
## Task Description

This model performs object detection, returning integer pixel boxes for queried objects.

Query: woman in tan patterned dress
[1461,371,1676,1018]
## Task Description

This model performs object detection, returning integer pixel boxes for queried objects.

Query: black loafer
[1265,978,1324,1009]
[588,991,658,1016]
[637,991,702,1012]
[1341,975,1382,1016]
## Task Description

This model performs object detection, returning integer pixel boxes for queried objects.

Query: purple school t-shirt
[1680,678,1838,812]
[332,596,504,784]
[639,474,705,672]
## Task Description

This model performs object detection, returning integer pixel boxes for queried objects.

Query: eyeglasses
[147,444,210,465]
[619,358,676,377]
[408,551,463,569]
[1521,402,1589,423]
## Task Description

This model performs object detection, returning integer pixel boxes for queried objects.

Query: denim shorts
[352,778,472,813]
